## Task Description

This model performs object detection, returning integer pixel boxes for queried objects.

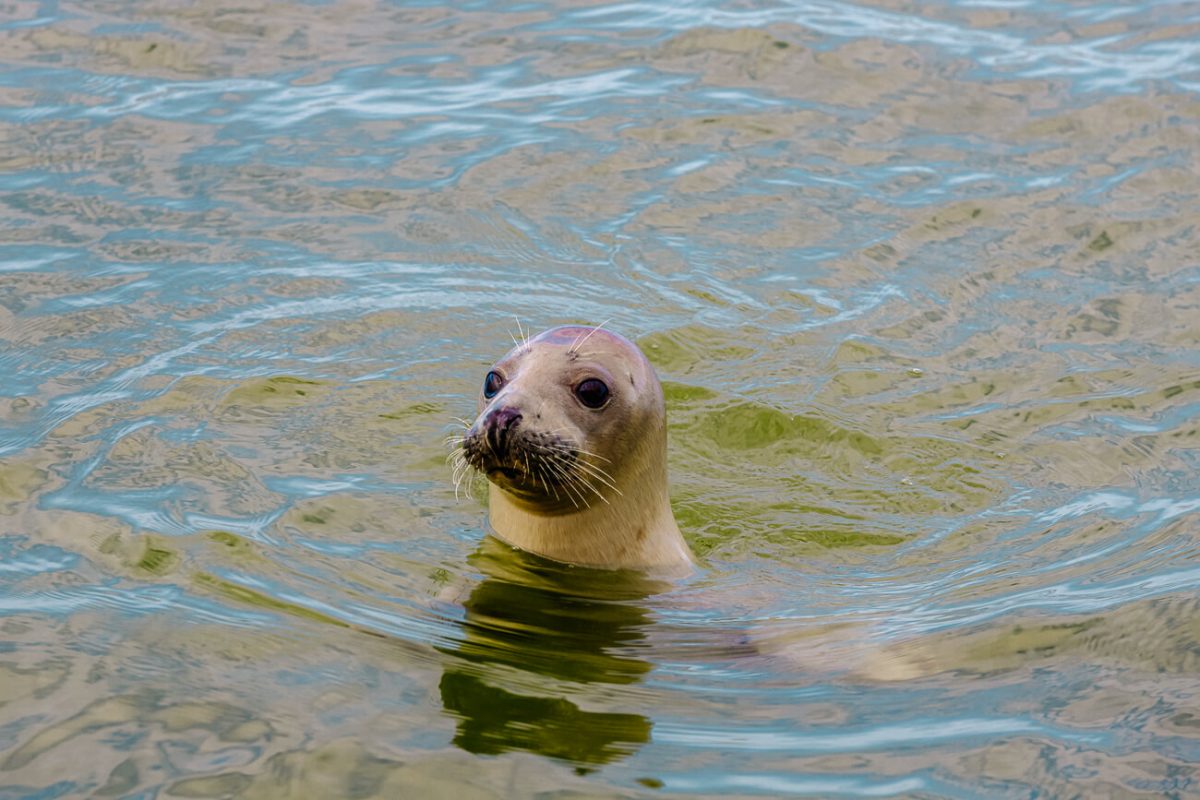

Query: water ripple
[1,0,1197,795]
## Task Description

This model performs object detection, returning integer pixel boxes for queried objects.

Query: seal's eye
[483,371,504,399]
[575,378,610,409]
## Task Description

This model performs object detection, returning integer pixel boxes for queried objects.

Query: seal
[453,324,693,572]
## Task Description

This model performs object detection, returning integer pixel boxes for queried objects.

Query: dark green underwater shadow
[438,537,667,767]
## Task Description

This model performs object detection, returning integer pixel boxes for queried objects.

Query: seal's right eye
[575,378,610,409]
[483,371,504,398]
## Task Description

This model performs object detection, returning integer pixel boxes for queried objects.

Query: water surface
[2,0,1199,797]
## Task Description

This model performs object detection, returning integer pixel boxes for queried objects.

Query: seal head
[459,325,693,572]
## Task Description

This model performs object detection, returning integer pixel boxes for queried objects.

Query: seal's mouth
[488,466,520,481]
[480,456,553,503]
[464,427,551,484]
[457,422,603,509]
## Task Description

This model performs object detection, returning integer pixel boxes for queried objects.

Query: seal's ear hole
[575,378,610,409]
[483,370,505,398]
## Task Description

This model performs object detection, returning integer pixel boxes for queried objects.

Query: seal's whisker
[573,477,598,509]
[451,416,474,429]
[544,441,609,465]
[452,461,467,500]
[570,459,623,495]
[536,463,556,500]
[540,456,570,492]
[540,443,622,493]
[455,456,476,497]
[540,438,608,461]
[537,426,575,439]
[540,439,613,465]
[514,315,531,352]
[565,468,597,509]
[569,447,612,463]
[552,455,608,505]
[573,455,619,484]
[543,459,585,509]
[568,318,612,353]
[543,444,615,489]
[570,469,608,505]
[539,461,569,505]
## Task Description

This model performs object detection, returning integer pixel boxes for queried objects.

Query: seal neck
[486,464,693,573]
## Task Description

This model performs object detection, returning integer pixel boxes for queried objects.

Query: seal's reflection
[439,538,661,766]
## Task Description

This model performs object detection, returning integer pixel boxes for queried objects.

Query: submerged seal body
[455,325,693,572]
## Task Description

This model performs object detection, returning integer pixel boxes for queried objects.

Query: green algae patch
[135,542,178,576]
[207,530,246,549]
[819,368,914,402]
[909,201,994,242]
[638,324,754,373]
[693,401,883,456]
[165,773,253,798]
[204,530,263,564]
[693,402,801,450]
[661,381,718,405]
[831,338,894,365]
[136,375,227,414]
[1161,379,1200,400]
[791,529,905,548]
[671,502,742,558]
[192,572,349,629]
[673,497,904,557]
[222,375,332,410]
[379,400,443,419]
[93,531,180,577]
[0,461,47,514]
[281,494,392,534]
[667,392,1010,541]
[991,621,1097,657]
[1087,230,1113,251]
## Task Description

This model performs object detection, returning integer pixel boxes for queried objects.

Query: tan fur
[463,326,693,572]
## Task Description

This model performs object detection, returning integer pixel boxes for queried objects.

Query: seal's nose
[484,405,522,454]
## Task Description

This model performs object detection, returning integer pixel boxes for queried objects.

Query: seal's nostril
[485,406,522,453]
[486,407,522,431]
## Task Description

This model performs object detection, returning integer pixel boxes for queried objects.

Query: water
[2,0,1199,796]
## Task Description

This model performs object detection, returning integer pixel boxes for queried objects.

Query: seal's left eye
[483,371,504,398]
[575,378,610,409]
